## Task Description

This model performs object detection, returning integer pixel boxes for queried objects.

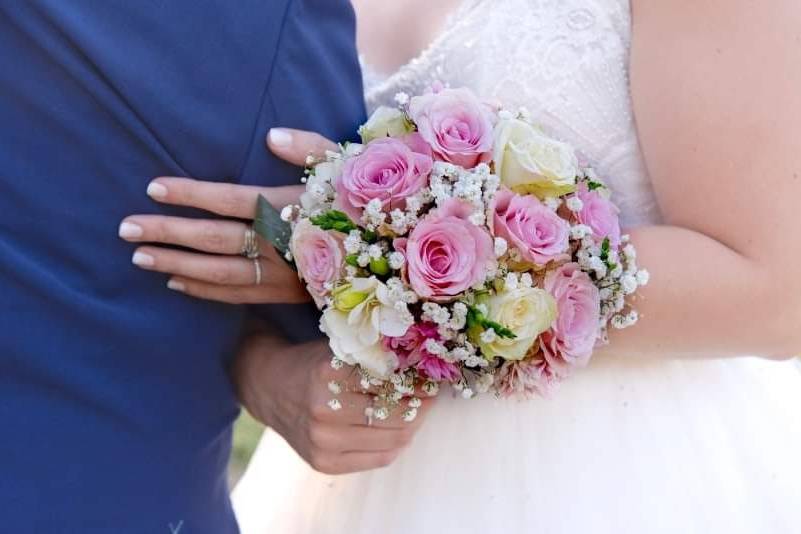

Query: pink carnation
[382,322,439,368]
[394,199,494,301]
[416,353,461,383]
[540,263,600,377]
[334,134,433,222]
[492,189,570,266]
[382,322,459,381]
[408,87,494,168]
[495,358,558,399]
[575,183,621,247]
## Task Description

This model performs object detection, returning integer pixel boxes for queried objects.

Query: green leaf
[345,254,360,268]
[466,305,517,340]
[310,210,357,234]
[484,319,517,340]
[361,229,378,243]
[253,195,292,258]
[587,180,605,191]
[600,237,611,263]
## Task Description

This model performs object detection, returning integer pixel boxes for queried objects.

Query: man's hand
[233,331,435,475]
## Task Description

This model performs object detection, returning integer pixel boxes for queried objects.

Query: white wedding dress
[233,1,801,532]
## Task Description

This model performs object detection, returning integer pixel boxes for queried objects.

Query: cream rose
[320,277,412,377]
[478,286,557,360]
[359,106,414,143]
[494,119,578,199]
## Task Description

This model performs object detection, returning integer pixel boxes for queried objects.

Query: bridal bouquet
[257,86,648,421]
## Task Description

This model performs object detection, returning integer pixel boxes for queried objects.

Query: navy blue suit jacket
[0,1,365,531]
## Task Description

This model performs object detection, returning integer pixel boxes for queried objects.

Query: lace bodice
[362,0,661,227]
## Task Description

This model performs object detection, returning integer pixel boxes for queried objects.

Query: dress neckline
[360,0,483,96]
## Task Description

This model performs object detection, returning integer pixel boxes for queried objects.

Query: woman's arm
[616,0,801,358]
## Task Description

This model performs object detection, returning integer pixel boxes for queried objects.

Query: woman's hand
[119,128,335,304]
[234,332,435,475]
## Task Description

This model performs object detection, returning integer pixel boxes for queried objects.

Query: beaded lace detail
[361,0,661,227]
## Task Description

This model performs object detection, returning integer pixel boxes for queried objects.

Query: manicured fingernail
[118,222,143,239]
[167,280,185,292]
[147,182,168,199]
[268,128,292,148]
[132,252,154,267]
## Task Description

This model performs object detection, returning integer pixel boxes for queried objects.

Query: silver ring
[253,258,262,285]
[241,227,260,259]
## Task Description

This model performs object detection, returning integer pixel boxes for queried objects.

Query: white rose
[477,286,557,360]
[494,118,578,199]
[359,106,413,143]
[320,277,411,377]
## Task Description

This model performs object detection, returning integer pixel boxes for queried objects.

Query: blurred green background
[228,411,265,487]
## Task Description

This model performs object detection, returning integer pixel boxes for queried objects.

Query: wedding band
[253,258,262,285]
[241,227,260,259]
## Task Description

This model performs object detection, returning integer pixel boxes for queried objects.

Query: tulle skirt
[233,355,801,534]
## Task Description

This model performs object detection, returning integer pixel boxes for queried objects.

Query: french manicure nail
[167,280,185,292]
[268,128,293,148]
[118,222,143,239]
[146,182,168,199]
[132,252,155,267]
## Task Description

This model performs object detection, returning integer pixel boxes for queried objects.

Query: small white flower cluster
[385,277,420,306]
[421,301,469,341]
[591,236,650,331]
[361,198,386,230]
[502,271,534,291]
[418,301,486,367]
[387,188,432,235]
[428,162,500,226]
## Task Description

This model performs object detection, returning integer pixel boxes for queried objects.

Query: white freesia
[358,106,413,143]
[477,286,557,360]
[299,159,340,212]
[494,118,578,198]
[320,277,412,378]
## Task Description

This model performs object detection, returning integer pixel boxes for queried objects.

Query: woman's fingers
[166,275,310,304]
[144,128,336,217]
[132,246,260,286]
[146,177,303,219]
[267,128,338,167]
[119,215,248,255]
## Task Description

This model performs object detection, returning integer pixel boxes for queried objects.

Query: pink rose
[395,199,494,301]
[382,322,439,368]
[289,219,345,308]
[540,263,600,377]
[492,189,570,266]
[334,135,433,222]
[575,183,621,247]
[408,87,494,168]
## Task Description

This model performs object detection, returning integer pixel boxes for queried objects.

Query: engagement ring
[241,227,260,259]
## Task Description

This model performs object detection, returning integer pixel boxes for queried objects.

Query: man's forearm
[230,320,290,423]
